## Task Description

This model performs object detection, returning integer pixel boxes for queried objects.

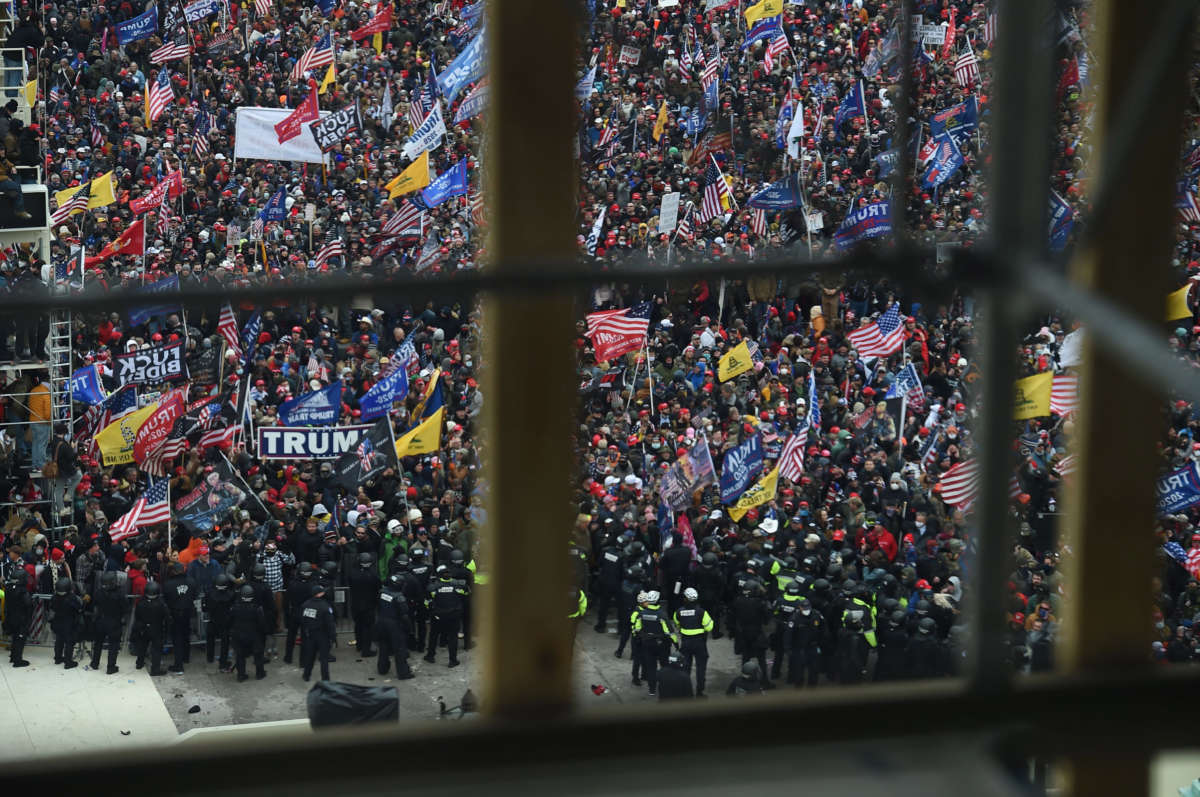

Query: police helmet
[916,599,931,616]
[253,564,266,580]
[783,556,798,571]
[842,578,858,595]
[410,547,427,560]
[101,571,118,590]
[215,573,231,590]
[802,556,818,572]
[240,585,255,602]
[436,564,449,577]
[918,617,936,635]
[666,651,683,667]
[785,581,803,596]
[701,552,718,567]
[645,590,660,603]
[310,583,325,598]
[55,577,72,595]
[321,561,337,576]
[629,541,646,556]
[358,552,374,568]
[879,597,899,615]
[741,660,761,678]
[394,554,410,569]
[812,578,831,594]
[387,573,405,589]
[797,597,812,609]
[450,549,465,564]
[627,564,646,580]
[730,543,749,559]
[682,587,699,602]
[144,581,161,598]
[890,609,907,627]
[297,562,312,580]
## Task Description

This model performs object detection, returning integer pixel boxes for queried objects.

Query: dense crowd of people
[0,0,1194,704]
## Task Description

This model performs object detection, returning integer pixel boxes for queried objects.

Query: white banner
[257,425,373,459]
[234,107,332,164]
[658,192,680,233]
[401,103,447,160]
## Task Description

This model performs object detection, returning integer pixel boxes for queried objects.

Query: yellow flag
[386,151,430,198]
[1012,372,1053,420]
[744,0,782,27]
[652,100,668,143]
[87,170,117,209]
[395,407,444,458]
[727,467,779,521]
[373,31,384,55]
[23,79,35,107]
[718,341,753,382]
[96,402,158,466]
[1166,284,1193,321]
[319,63,336,95]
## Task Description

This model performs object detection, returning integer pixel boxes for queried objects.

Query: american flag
[218,302,242,359]
[954,42,979,88]
[89,107,104,148]
[292,33,335,81]
[846,304,905,359]
[395,338,420,375]
[199,423,238,451]
[50,191,90,226]
[150,38,192,64]
[407,70,436,133]
[470,191,485,226]
[383,200,424,238]
[936,459,979,510]
[1055,453,1077,478]
[675,201,694,240]
[751,207,766,237]
[143,434,187,476]
[984,12,997,47]
[49,83,63,105]
[764,32,789,73]
[1050,374,1078,416]
[314,229,344,267]
[255,0,272,16]
[79,384,139,459]
[148,69,174,123]
[697,155,732,223]
[777,429,806,482]
[192,106,213,158]
[1178,184,1200,222]
[1188,545,1200,580]
[700,46,719,90]
[109,477,171,542]
[678,45,693,81]
[585,301,653,339]
[156,198,172,239]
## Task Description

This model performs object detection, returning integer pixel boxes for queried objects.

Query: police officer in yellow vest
[674,588,713,696]
[631,590,678,697]
[568,587,588,651]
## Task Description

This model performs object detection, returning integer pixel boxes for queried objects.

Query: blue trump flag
[460,1,483,27]
[259,188,287,222]
[420,159,469,208]
[719,433,763,503]
[437,29,487,103]
[70,365,107,405]
[128,274,182,326]
[116,6,158,44]
[833,79,866,131]
[359,367,409,421]
[1048,189,1074,252]
[747,175,803,210]
[278,382,343,426]
[314,0,337,15]
[929,96,978,149]
[834,199,892,250]
[875,147,899,178]
[1157,462,1200,515]
[740,16,781,50]
[885,362,923,400]
[922,132,964,189]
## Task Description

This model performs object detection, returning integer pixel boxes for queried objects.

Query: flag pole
[644,333,654,413]
[166,476,173,556]
[624,347,641,414]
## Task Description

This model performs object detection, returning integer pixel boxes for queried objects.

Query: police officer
[673,588,713,697]
[656,651,694,700]
[424,565,467,667]
[164,563,195,673]
[90,571,127,674]
[837,610,871,684]
[407,548,432,652]
[250,563,276,632]
[726,660,765,696]
[3,572,31,667]
[348,552,380,656]
[231,585,269,682]
[376,573,414,679]
[134,581,169,675]
[770,580,805,679]
[592,533,624,633]
[783,596,823,688]
[631,590,677,697]
[300,583,336,682]
[205,573,236,671]
[448,549,474,650]
[693,552,726,639]
[283,563,314,665]
[874,609,909,682]
[731,581,772,688]
[614,563,647,659]
[50,577,83,669]
[905,616,943,679]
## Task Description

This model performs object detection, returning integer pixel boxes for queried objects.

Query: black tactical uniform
[284,564,314,664]
[89,571,126,674]
[50,578,83,668]
[348,553,380,656]
[424,567,466,667]
[3,574,31,667]
[204,575,236,669]
[164,568,195,672]
[230,585,269,681]
[133,582,169,675]
[375,574,414,679]
[300,584,336,681]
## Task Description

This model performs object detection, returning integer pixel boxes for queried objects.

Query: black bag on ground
[306,681,400,728]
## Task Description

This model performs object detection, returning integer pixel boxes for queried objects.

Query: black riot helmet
[101,571,118,590]
[785,580,803,596]
[918,616,936,635]
[410,547,427,560]
[55,577,72,595]
[879,597,899,615]
[701,552,718,567]
[783,556,798,571]
[890,609,907,628]
[627,563,645,580]
[741,660,761,678]
[393,554,410,569]
[730,543,749,560]
[321,561,337,577]
[811,578,831,594]
[144,581,161,599]
[252,564,266,580]
[240,585,255,602]
[297,562,313,580]
[215,573,231,590]
[358,552,374,569]
[387,573,405,589]
[842,578,858,595]
[436,564,449,578]
[802,555,818,573]
[916,599,931,616]
[450,549,465,564]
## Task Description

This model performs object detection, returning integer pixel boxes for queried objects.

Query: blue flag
[1158,462,1200,515]
[116,6,158,44]
[922,132,964,189]
[259,188,287,222]
[833,79,866,130]
[774,98,793,150]
[128,275,182,326]
[437,29,487,103]
[359,367,409,421]
[807,370,821,430]
[460,1,483,27]
[278,381,343,426]
[240,311,263,363]
[70,365,108,405]
[929,96,978,149]
[875,148,899,178]
[704,78,718,111]
[885,362,923,399]
[834,199,892,250]
[719,433,763,503]
[314,0,336,15]
[419,160,469,208]
[686,103,706,141]
[1048,189,1074,252]
[747,175,803,209]
[740,16,782,50]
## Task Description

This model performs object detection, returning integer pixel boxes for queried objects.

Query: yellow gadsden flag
[319,63,337,95]
[718,341,753,382]
[54,171,117,217]
[386,151,430,198]
[1166,283,1193,321]
[727,466,779,521]
[395,407,444,458]
[23,79,35,108]
[96,402,158,466]
[1012,372,1052,420]
[744,0,782,27]
[652,100,668,142]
